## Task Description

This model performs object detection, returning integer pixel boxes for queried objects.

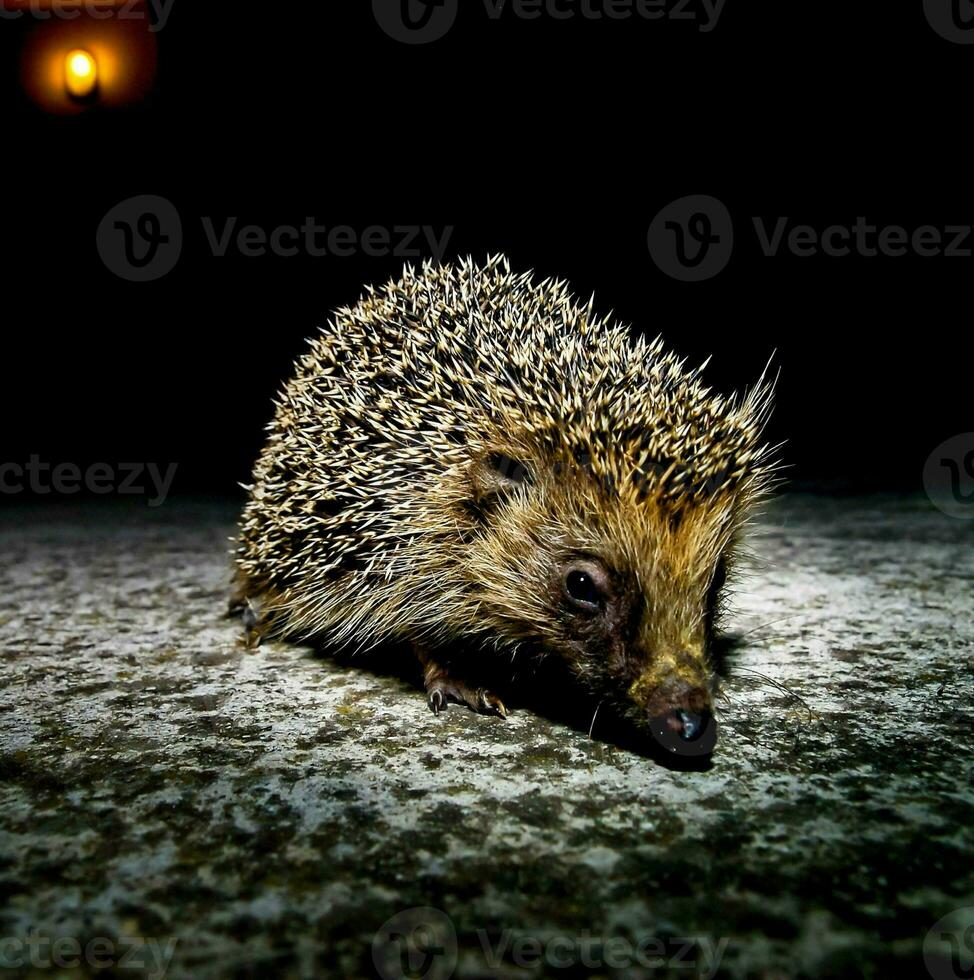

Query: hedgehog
[233,255,777,754]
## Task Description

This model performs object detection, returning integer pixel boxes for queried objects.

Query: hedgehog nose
[670,708,707,740]
[650,707,717,756]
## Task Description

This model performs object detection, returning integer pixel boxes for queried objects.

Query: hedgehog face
[464,446,737,755]
[548,518,725,757]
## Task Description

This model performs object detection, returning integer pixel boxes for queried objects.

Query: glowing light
[22,18,158,114]
[65,49,97,99]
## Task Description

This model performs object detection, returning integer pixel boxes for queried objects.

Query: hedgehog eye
[566,571,600,609]
[562,562,609,613]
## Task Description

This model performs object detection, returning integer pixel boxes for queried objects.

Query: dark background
[1,1,969,501]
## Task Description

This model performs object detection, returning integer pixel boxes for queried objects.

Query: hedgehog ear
[486,452,531,485]
[470,452,532,505]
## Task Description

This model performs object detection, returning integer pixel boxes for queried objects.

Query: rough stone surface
[0,495,972,979]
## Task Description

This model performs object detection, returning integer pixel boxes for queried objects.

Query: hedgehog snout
[644,679,717,756]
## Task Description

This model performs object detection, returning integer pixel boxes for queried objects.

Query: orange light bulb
[65,49,97,99]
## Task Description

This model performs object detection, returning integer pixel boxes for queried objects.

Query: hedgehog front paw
[426,678,507,719]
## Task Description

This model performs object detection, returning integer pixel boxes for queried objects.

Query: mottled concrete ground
[0,495,972,979]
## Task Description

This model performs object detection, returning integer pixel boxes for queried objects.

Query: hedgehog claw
[424,679,507,720]
[478,690,508,719]
[428,689,446,715]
